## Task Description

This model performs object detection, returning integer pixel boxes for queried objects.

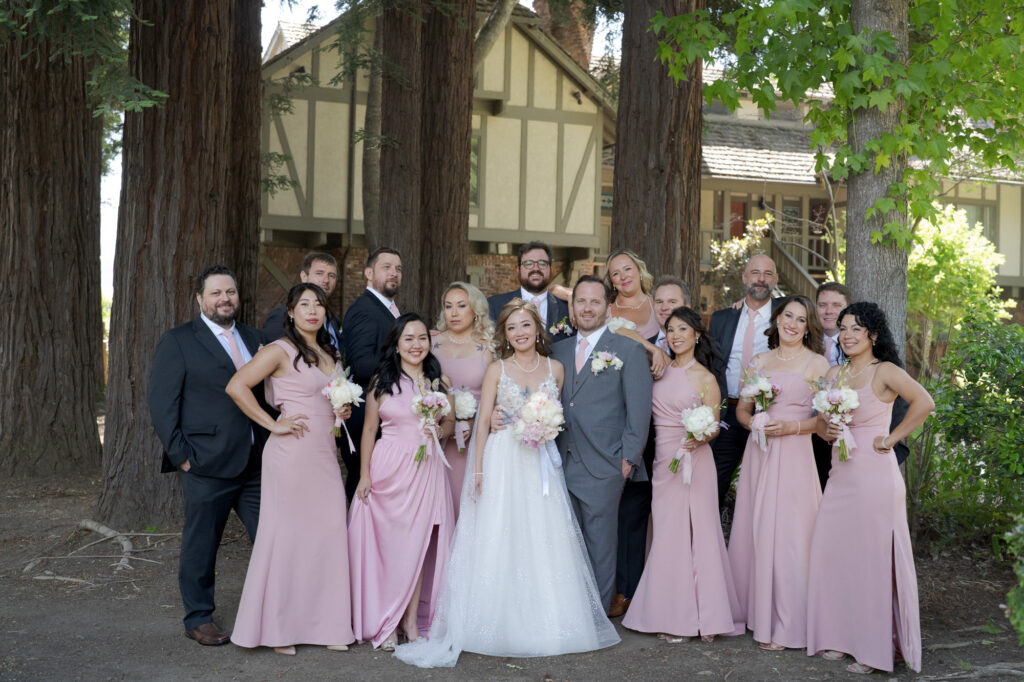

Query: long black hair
[838,301,903,368]
[665,306,718,371]
[282,283,340,370]
[369,312,446,399]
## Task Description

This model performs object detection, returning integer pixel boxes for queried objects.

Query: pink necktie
[657,336,669,352]
[530,296,544,308]
[575,338,590,374]
[825,336,835,364]
[388,302,400,318]
[222,330,244,370]
[741,308,757,368]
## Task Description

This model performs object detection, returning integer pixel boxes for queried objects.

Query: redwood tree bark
[99,0,262,527]
[418,0,474,322]
[0,35,103,476]
[611,0,703,303]
[845,0,909,360]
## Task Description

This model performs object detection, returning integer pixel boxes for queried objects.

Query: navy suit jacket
[149,316,269,478]
[707,298,783,401]
[342,290,396,389]
[488,290,572,343]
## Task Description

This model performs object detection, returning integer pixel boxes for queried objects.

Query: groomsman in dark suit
[814,283,910,487]
[708,255,782,507]
[610,275,692,618]
[487,241,572,342]
[340,247,403,500]
[149,265,269,646]
[261,252,342,349]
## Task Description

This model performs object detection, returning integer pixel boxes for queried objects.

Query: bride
[395,298,620,667]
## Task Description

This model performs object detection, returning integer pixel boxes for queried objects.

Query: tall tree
[657,0,1024,360]
[0,15,104,476]
[100,0,262,527]
[611,0,703,302]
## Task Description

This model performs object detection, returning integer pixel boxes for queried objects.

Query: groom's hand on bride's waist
[490,408,508,433]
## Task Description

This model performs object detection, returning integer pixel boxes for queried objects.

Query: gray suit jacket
[553,331,653,483]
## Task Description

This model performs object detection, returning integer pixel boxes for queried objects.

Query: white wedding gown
[394,360,620,667]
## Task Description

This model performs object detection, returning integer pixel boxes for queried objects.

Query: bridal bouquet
[411,379,452,467]
[513,391,565,496]
[810,375,859,461]
[451,388,478,453]
[606,316,637,333]
[740,371,781,450]
[670,403,718,483]
[321,368,363,451]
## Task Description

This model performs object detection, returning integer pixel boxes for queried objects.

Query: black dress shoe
[185,622,231,646]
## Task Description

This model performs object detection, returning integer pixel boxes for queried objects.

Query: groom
[553,275,653,613]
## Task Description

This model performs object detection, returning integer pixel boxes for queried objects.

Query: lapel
[237,323,261,357]
[569,331,613,399]
[545,293,560,328]
[192,316,236,373]
[364,290,394,324]
[723,307,742,346]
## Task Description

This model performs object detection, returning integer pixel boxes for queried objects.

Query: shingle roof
[702,120,828,184]
[277,21,320,48]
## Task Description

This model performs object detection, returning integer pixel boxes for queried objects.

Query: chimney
[532,0,595,70]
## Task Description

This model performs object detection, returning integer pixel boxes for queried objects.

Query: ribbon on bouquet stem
[418,421,451,469]
[836,421,858,461]
[454,420,471,453]
[538,440,562,497]
[333,415,357,453]
[750,411,770,451]
[672,441,694,484]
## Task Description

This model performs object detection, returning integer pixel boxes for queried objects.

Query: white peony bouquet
[451,388,478,453]
[740,371,781,450]
[513,391,564,448]
[321,367,364,450]
[411,378,452,466]
[810,375,860,461]
[670,403,718,482]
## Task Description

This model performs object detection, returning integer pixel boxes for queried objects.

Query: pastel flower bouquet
[670,403,718,483]
[810,375,860,461]
[451,388,478,453]
[740,371,781,450]
[512,391,565,496]
[411,378,452,467]
[321,367,364,451]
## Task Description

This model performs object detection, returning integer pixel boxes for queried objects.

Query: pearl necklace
[775,346,806,362]
[613,297,646,310]
[445,331,472,345]
[511,354,541,373]
[845,359,877,380]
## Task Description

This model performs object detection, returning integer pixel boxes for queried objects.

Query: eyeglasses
[520,259,551,268]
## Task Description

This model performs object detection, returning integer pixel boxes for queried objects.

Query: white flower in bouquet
[669,403,718,480]
[606,316,637,333]
[321,369,364,446]
[590,351,624,375]
[513,392,565,449]
[451,388,478,453]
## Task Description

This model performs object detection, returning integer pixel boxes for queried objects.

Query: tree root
[77,519,134,572]
[917,662,1024,680]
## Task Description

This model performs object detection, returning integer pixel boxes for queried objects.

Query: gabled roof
[702,119,827,185]
[263,21,321,62]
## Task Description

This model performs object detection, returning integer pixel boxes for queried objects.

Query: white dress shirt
[824,331,842,366]
[725,302,772,398]
[366,286,396,311]
[520,287,548,324]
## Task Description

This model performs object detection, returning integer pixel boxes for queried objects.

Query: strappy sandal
[701,635,716,643]
[847,662,875,675]
[273,646,296,656]
[379,635,398,652]
[821,650,846,661]
[657,633,686,643]
[758,641,786,651]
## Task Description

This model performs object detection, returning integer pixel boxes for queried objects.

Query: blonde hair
[435,281,495,351]
[604,249,655,296]
[494,298,552,359]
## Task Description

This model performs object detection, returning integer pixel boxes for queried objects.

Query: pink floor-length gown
[348,376,455,648]
[231,340,354,648]
[437,353,489,518]
[622,361,745,638]
[805,367,922,673]
[728,366,821,648]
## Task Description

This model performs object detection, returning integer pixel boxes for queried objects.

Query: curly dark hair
[369,312,446,399]
[665,306,718,371]
[838,301,903,368]
[282,283,341,370]
[766,295,825,355]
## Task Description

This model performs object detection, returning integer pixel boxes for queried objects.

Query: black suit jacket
[342,290,397,389]
[262,304,342,351]
[149,316,269,478]
[707,298,784,401]
[487,290,572,343]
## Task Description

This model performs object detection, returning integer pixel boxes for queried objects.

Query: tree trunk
[361,27,383,254]
[0,35,103,476]
[474,0,518,78]
[379,0,423,313]
[845,0,909,361]
[99,0,262,528]
[419,0,474,322]
[611,0,703,303]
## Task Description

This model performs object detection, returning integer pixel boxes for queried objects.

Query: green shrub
[1006,517,1024,644]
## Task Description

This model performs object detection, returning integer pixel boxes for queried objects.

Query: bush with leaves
[1006,516,1024,644]
[904,317,1024,549]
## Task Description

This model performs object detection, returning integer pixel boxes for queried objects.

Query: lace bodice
[496,359,559,416]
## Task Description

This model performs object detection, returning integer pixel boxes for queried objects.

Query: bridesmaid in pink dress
[808,302,934,674]
[226,283,354,656]
[728,295,830,651]
[349,313,456,651]
[623,306,745,641]
[431,282,494,516]
[604,249,670,381]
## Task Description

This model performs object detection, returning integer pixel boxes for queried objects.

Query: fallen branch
[917,662,1024,680]
[32,575,93,586]
[38,554,163,565]
[78,519,133,572]
[925,636,1009,651]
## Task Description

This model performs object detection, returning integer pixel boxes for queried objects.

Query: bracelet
[473,472,484,476]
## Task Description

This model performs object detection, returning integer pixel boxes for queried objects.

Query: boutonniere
[549,316,574,336]
[590,350,624,375]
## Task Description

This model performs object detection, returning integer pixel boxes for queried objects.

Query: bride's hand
[471,472,483,499]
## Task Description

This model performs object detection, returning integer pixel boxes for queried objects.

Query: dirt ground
[1,476,1021,682]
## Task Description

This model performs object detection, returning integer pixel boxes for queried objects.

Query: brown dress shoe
[185,622,231,646]
[608,593,631,618]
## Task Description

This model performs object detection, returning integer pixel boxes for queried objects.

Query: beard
[205,304,237,325]
[746,283,771,301]
[380,280,400,298]
[520,274,549,296]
